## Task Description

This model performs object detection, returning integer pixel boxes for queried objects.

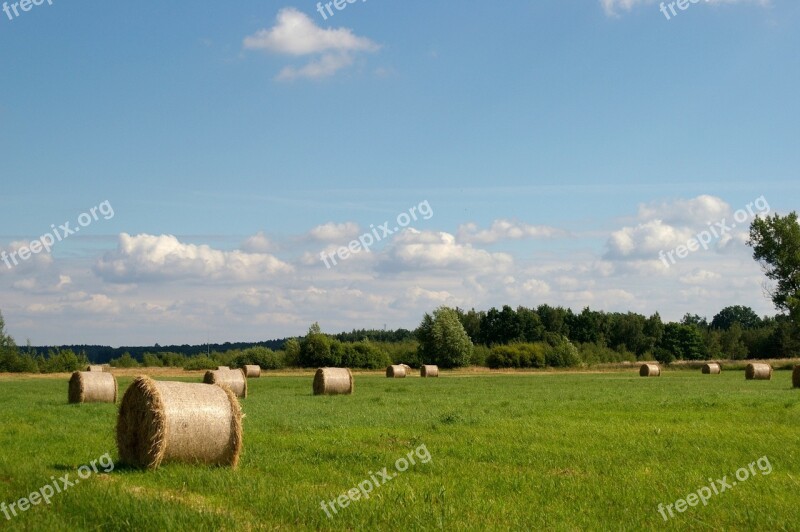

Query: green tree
[749,212,800,322]
[711,305,762,330]
[720,322,748,359]
[417,306,473,368]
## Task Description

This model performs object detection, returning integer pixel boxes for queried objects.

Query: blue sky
[1,0,798,346]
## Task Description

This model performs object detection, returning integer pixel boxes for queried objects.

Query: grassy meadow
[1,368,799,530]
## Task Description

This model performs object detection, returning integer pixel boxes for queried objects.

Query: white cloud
[94,233,293,283]
[601,0,770,16]
[243,8,379,80]
[379,229,514,273]
[637,195,730,226]
[605,219,695,260]
[308,222,361,242]
[240,231,275,253]
[457,219,567,244]
[680,269,722,284]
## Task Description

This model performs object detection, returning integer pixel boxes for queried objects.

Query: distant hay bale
[313,368,353,395]
[203,369,247,398]
[116,376,242,469]
[386,365,407,378]
[243,365,261,378]
[421,365,439,378]
[639,363,661,377]
[68,371,118,404]
[86,365,105,372]
[217,366,230,371]
[745,363,772,380]
[702,362,722,374]
[793,365,800,388]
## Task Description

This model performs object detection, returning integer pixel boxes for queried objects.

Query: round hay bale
[639,363,661,377]
[86,364,105,372]
[68,371,118,404]
[216,366,230,371]
[745,363,772,380]
[203,369,247,398]
[793,365,800,388]
[702,362,721,374]
[313,367,353,395]
[243,365,261,378]
[116,376,242,469]
[401,364,413,375]
[386,365,407,378]
[421,365,439,378]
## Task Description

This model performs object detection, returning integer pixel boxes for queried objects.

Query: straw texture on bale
[702,362,722,374]
[204,369,248,398]
[313,367,354,395]
[745,363,772,380]
[86,365,105,372]
[243,365,261,378]
[386,365,407,378]
[421,365,439,378]
[68,371,118,404]
[639,363,661,377]
[217,366,230,370]
[793,365,800,388]
[116,376,242,469]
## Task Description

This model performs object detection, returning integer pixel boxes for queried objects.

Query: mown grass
[0,369,798,530]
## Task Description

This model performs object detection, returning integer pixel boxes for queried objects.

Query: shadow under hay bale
[204,369,248,398]
[116,376,242,469]
[386,365,407,378]
[68,371,118,404]
[639,363,661,377]
[421,365,439,378]
[702,362,721,374]
[243,365,261,378]
[746,363,772,380]
[313,367,353,395]
[793,365,800,388]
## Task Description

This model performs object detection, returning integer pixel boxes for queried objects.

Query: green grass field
[1,369,798,531]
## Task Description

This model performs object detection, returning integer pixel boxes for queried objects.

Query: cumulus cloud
[240,231,275,253]
[378,229,513,273]
[636,195,730,226]
[308,222,361,242]
[94,233,292,283]
[457,219,567,244]
[601,0,770,16]
[605,219,695,260]
[243,8,380,80]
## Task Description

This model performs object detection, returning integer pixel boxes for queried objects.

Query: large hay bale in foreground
[386,365,407,378]
[793,365,800,388]
[204,369,247,398]
[313,368,353,395]
[243,365,261,378]
[746,363,772,380]
[421,365,439,378]
[116,376,242,469]
[86,365,105,372]
[639,363,661,377]
[702,362,721,374]
[68,371,118,404]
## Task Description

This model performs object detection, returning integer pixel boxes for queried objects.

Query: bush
[233,346,285,370]
[40,349,89,373]
[183,355,217,370]
[142,353,164,367]
[487,343,546,368]
[339,341,392,369]
[470,344,490,366]
[545,337,581,367]
[109,352,139,368]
